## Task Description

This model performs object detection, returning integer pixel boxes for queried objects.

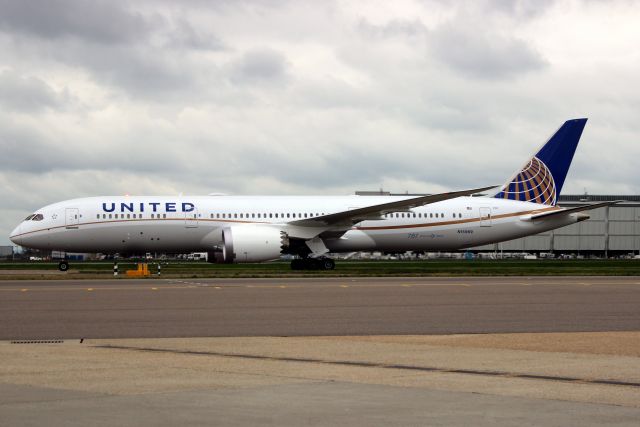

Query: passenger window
[163,214,166,219]
[109,214,112,219]
[96,214,100,219]
[127,214,130,219]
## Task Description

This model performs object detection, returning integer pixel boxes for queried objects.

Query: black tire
[58,261,69,272]
[323,258,335,270]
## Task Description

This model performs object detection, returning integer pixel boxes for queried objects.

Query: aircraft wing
[528,201,623,221]
[289,185,498,228]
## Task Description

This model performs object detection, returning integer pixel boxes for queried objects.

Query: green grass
[1,259,639,278]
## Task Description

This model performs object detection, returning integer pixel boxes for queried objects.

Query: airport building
[356,192,640,257]
[0,246,13,260]
[471,195,640,257]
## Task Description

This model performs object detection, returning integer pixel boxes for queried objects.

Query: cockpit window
[24,214,35,221]
[32,214,44,221]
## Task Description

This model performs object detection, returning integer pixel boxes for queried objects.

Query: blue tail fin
[494,118,587,206]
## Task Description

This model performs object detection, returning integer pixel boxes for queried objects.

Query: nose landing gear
[290,257,335,270]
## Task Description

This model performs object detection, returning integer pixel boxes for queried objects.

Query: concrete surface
[0,276,639,339]
[2,333,640,425]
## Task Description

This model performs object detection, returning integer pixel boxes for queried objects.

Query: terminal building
[471,195,640,257]
[355,192,640,258]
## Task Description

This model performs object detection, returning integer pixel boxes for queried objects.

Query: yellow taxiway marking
[1,280,639,293]
[151,287,158,290]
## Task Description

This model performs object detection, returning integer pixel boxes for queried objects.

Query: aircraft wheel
[58,261,69,272]
[322,258,335,270]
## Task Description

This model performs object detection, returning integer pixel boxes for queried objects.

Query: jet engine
[221,225,288,263]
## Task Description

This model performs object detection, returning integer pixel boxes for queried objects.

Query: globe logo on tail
[495,156,557,205]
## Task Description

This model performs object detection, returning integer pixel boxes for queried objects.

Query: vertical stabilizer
[494,118,587,206]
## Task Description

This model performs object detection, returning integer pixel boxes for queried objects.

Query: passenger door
[65,208,80,229]
[479,207,492,227]
[185,209,199,228]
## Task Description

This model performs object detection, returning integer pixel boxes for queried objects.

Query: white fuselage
[10,195,577,256]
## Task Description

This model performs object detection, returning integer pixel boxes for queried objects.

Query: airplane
[9,118,618,271]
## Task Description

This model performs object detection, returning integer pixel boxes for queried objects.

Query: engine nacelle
[221,225,286,263]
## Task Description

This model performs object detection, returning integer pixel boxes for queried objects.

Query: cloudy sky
[1,0,639,244]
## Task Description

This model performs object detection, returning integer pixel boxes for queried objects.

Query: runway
[1,276,639,339]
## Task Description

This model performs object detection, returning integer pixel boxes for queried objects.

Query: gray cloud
[357,19,428,39]
[429,25,547,79]
[0,70,66,112]
[231,48,289,85]
[0,0,149,44]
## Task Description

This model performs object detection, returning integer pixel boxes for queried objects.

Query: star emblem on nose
[52,214,58,220]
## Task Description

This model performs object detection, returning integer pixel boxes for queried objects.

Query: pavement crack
[93,344,640,389]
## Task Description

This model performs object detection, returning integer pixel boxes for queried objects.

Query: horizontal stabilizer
[528,201,622,221]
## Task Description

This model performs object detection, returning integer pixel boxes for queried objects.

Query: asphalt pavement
[1,276,639,339]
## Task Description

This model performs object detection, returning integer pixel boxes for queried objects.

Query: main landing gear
[58,261,69,272]
[290,257,335,270]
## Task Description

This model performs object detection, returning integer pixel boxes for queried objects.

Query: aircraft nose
[9,224,22,245]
